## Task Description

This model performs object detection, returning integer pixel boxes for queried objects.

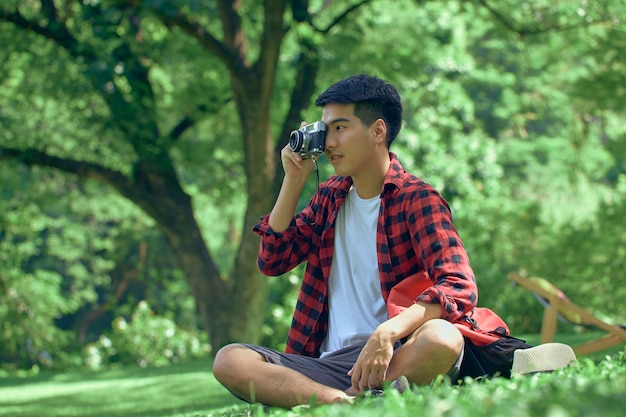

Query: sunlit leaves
[1,0,626,368]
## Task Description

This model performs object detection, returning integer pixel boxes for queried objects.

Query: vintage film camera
[289,121,327,159]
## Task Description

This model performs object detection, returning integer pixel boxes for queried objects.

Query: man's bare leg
[386,318,464,385]
[212,344,352,408]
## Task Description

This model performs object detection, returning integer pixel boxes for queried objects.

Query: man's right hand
[268,123,318,231]
[280,121,317,179]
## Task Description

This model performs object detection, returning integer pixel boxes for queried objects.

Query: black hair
[314,74,403,147]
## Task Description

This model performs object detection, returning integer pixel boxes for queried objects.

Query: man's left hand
[348,330,394,392]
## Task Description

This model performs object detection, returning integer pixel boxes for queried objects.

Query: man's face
[321,103,378,178]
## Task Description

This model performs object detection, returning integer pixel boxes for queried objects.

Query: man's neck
[351,152,390,199]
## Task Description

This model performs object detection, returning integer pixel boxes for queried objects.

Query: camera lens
[289,130,305,153]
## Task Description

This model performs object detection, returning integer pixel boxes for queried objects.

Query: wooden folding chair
[508,272,626,356]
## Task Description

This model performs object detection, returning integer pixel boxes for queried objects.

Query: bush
[84,301,211,369]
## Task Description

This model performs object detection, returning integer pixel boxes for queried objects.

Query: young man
[213,74,491,408]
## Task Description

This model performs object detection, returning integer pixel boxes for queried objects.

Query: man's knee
[213,343,260,384]
[390,319,464,384]
[415,318,464,357]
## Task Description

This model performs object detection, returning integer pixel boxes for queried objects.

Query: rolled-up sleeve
[252,214,310,276]
[410,191,478,322]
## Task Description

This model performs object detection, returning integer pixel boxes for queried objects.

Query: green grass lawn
[0,333,624,417]
[0,359,247,417]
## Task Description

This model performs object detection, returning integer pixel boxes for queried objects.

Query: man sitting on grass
[213,74,515,408]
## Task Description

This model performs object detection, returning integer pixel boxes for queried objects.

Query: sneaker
[390,375,410,393]
[511,343,577,376]
[369,375,410,397]
[370,388,385,397]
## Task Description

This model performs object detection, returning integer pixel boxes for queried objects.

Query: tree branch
[0,147,134,192]
[475,0,615,37]
[474,0,524,35]
[152,2,243,77]
[167,97,233,141]
[315,0,372,34]
[252,0,289,100]
[169,117,195,141]
[40,0,59,22]
[218,0,246,54]
[77,240,147,343]
[276,39,319,152]
[291,0,309,22]
[271,36,319,194]
[0,6,97,61]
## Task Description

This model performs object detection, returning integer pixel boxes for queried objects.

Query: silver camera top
[289,121,327,159]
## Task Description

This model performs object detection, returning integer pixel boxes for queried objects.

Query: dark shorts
[242,340,464,391]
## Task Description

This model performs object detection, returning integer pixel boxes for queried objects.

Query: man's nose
[324,133,336,151]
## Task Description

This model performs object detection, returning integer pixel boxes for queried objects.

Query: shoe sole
[512,342,577,376]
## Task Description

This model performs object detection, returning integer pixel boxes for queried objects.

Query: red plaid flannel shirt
[253,154,478,357]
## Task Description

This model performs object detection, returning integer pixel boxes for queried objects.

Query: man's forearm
[377,302,443,342]
[268,175,309,231]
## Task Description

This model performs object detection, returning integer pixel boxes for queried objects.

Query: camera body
[289,121,327,159]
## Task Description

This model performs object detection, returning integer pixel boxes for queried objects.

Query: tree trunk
[124,152,274,349]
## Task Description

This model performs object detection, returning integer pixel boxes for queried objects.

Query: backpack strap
[454,307,510,346]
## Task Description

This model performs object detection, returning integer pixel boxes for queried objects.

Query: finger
[357,368,369,391]
[281,143,298,158]
[285,143,302,159]
[290,154,304,169]
[369,370,381,389]
[281,145,303,168]
[376,365,390,389]
[351,367,362,392]
[360,372,370,391]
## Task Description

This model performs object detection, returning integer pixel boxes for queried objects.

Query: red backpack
[387,273,532,378]
[386,271,509,344]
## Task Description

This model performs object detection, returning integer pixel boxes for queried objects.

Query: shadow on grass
[0,358,247,417]
[0,359,213,388]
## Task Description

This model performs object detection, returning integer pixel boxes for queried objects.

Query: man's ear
[372,118,387,144]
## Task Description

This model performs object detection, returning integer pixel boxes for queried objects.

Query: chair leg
[573,334,626,356]
[540,297,560,344]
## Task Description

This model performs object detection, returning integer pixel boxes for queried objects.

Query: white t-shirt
[319,186,387,357]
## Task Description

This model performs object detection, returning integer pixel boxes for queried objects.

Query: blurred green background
[1,0,624,374]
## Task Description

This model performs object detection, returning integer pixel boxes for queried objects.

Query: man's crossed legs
[212,319,464,408]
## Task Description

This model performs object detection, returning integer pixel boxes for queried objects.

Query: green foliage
[0,164,100,370]
[2,0,626,370]
[259,268,305,351]
[0,267,74,371]
[0,20,135,172]
[84,300,211,369]
[504,177,626,329]
[0,161,199,372]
